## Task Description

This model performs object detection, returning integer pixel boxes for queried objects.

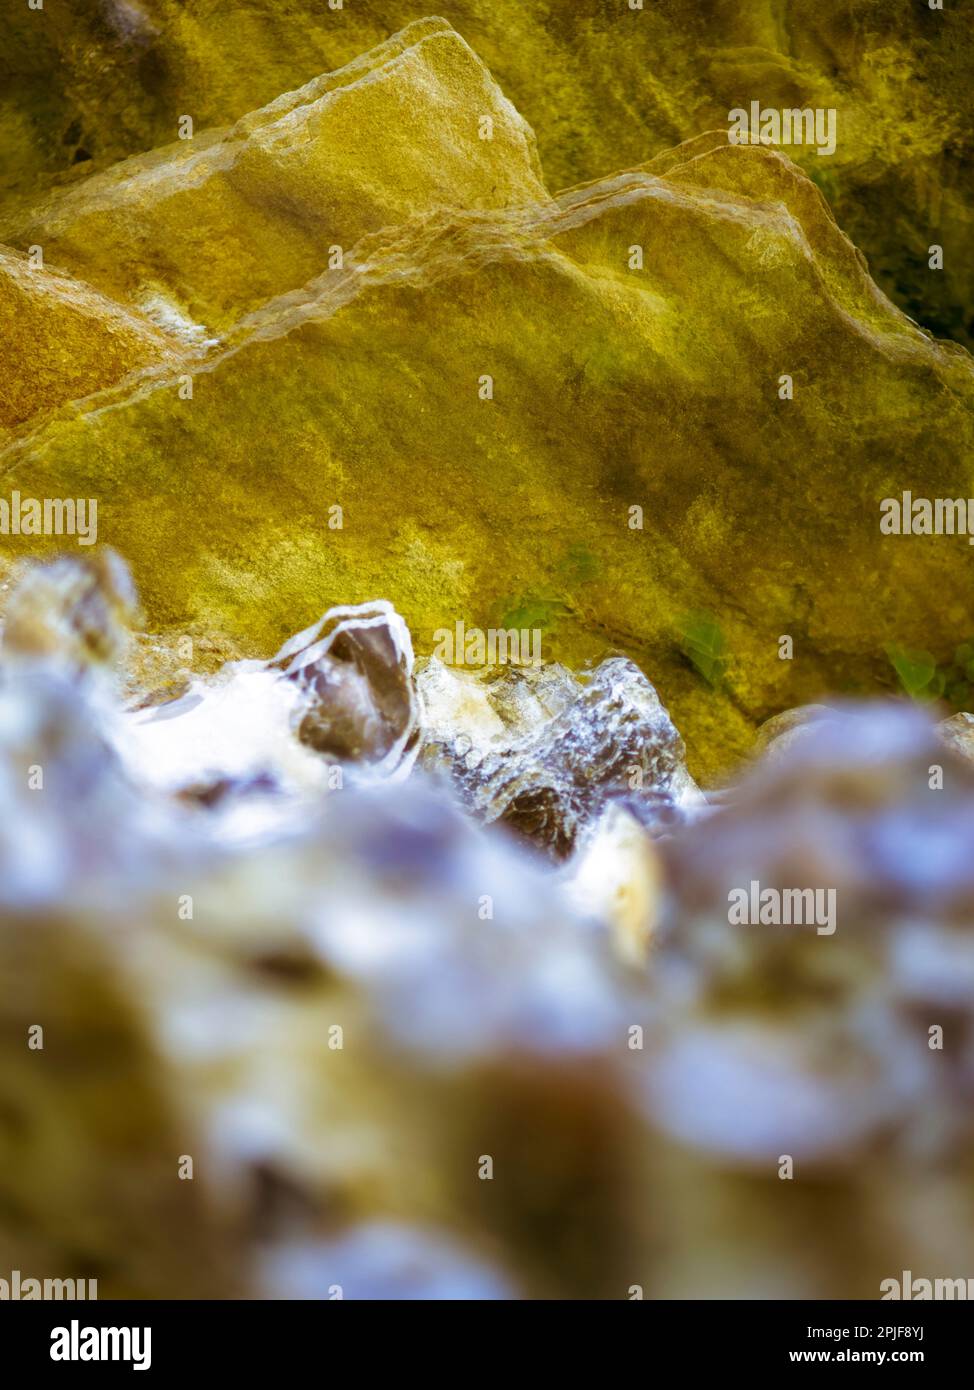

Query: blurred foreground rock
[0,562,647,1297]
[0,681,644,1297]
[649,702,974,1296]
[2,556,974,1297]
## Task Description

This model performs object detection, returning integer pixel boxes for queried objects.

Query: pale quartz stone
[418,655,704,860]
[120,599,420,837]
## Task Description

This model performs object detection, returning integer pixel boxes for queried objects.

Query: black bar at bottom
[0,1299,964,1374]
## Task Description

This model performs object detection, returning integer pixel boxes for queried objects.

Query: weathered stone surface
[2,4,970,346]
[3,113,972,776]
[0,246,179,434]
[0,18,546,333]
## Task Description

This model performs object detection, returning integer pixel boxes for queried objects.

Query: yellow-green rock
[1,2,971,346]
[0,246,178,435]
[3,42,972,777]
[0,18,545,334]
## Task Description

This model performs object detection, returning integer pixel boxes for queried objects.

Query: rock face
[0,18,545,334]
[2,3,971,348]
[3,78,973,773]
[0,247,179,434]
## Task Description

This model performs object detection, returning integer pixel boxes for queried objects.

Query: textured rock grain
[3,105,972,773]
